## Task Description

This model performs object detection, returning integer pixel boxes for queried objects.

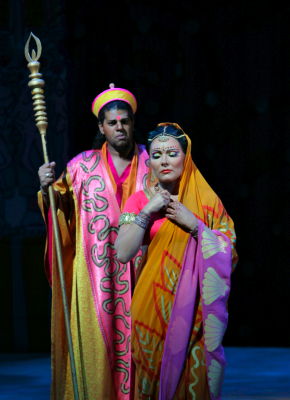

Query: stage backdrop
[0,1,289,352]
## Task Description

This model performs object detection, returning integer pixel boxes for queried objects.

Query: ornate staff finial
[24,32,42,62]
[24,32,47,140]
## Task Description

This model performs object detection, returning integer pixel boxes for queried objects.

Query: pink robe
[39,145,148,400]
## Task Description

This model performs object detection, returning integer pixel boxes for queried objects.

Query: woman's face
[149,136,185,185]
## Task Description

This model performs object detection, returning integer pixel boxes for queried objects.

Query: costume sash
[159,221,232,400]
[68,145,148,399]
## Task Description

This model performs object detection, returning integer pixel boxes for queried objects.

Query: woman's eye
[152,152,161,159]
[169,151,178,157]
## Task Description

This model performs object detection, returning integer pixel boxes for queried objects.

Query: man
[38,84,148,399]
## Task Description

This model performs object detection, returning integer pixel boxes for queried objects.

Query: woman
[115,122,238,400]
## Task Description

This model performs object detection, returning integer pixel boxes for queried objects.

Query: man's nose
[116,120,123,130]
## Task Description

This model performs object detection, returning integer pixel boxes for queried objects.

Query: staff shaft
[25,33,80,400]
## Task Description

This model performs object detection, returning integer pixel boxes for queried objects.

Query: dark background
[0,1,289,353]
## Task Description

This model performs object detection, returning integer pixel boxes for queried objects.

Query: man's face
[99,108,134,152]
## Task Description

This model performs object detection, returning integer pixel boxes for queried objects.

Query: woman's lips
[160,169,172,174]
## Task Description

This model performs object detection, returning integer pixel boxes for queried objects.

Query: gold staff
[24,32,79,400]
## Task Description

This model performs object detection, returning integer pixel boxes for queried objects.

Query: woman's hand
[165,200,198,232]
[38,162,56,191]
[143,190,171,215]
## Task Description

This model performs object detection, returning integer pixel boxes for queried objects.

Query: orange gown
[122,129,237,399]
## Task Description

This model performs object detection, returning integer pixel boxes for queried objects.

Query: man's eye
[108,121,116,126]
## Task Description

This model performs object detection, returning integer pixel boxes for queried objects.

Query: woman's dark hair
[146,124,188,154]
[92,100,134,149]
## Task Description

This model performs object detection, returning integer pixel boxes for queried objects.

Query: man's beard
[113,137,134,153]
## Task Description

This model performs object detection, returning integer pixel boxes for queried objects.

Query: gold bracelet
[118,212,137,227]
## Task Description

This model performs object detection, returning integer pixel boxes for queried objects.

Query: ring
[45,172,51,177]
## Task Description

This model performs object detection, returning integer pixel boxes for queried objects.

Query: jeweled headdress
[148,122,186,142]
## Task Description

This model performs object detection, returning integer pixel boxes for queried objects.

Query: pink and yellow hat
[91,83,137,118]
